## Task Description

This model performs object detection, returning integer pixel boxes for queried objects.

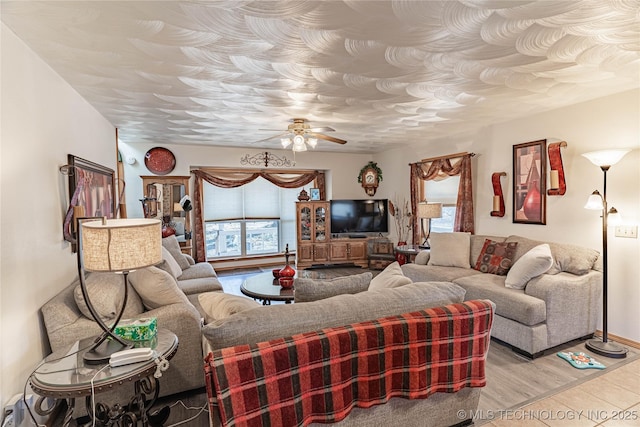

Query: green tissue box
[114,317,157,341]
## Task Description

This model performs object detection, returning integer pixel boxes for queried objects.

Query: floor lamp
[582,148,630,359]
[78,218,162,364]
[417,202,442,248]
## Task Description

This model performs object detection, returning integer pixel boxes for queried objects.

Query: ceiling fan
[257,118,347,151]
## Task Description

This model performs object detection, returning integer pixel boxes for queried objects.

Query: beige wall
[374,89,640,343]
[0,24,116,406]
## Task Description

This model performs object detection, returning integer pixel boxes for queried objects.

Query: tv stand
[295,201,369,270]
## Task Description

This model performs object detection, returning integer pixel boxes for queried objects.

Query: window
[203,178,309,259]
[424,176,459,233]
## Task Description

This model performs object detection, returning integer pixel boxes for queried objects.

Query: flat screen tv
[330,199,388,235]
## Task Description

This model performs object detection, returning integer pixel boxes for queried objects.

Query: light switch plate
[615,225,638,238]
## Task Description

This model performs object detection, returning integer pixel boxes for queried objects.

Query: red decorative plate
[144,147,176,175]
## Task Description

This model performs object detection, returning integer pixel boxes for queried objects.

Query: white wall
[0,23,115,406]
[375,89,640,343]
[118,142,373,220]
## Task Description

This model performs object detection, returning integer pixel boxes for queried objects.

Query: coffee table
[241,272,295,305]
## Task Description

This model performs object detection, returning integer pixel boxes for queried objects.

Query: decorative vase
[278,244,295,287]
[523,182,541,221]
[395,241,407,265]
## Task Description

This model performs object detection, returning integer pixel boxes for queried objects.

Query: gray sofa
[401,233,602,358]
[40,236,223,407]
[202,273,494,427]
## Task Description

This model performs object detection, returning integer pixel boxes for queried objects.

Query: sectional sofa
[401,232,602,358]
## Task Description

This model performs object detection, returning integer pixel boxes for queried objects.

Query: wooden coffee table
[241,272,295,305]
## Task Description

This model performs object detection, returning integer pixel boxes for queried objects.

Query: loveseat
[40,235,223,408]
[401,233,602,358]
[201,272,494,427]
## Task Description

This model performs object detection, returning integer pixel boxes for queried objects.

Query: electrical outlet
[615,225,638,238]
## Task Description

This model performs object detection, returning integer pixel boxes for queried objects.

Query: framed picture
[67,154,116,219]
[513,140,546,224]
[310,188,320,201]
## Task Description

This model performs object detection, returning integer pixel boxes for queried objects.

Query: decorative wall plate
[144,147,176,175]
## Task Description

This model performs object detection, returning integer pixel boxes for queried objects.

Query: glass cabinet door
[315,206,326,242]
[300,206,311,241]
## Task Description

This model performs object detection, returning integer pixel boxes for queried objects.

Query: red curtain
[410,154,475,243]
[191,168,325,262]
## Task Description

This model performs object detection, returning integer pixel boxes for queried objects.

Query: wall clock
[358,161,383,196]
[144,147,176,175]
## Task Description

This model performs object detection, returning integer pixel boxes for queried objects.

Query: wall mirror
[141,175,191,254]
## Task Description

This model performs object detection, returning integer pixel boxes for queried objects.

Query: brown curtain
[410,153,474,243]
[191,168,325,262]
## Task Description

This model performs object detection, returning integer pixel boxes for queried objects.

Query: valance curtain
[410,153,474,244]
[191,168,325,262]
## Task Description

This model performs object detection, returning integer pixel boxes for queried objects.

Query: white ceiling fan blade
[308,132,347,144]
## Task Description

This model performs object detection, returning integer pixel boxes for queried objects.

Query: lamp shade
[173,202,183,212]
[584,190,604,210]
[582,149,630,167]
[417,202,443,219]
[81,218,162,272]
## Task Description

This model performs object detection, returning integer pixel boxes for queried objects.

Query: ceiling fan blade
[252,131,290,143]
[309,126,335,132]
[309,132,347,144]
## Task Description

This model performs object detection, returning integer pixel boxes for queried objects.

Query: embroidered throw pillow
[474,239,518,275]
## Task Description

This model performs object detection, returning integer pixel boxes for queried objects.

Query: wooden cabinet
[329,240,368,268]
[296,202,368,269]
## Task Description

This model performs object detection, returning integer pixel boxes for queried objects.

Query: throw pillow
[73,272,144,321]
[368,262,412,291]
[198,292,261,323]
[474,239,518,275]
[414,250,430,265]
[294,272,372,303]
[162,235,190,270]
[128,266,190,310]
[161,246,183,279]
[505,244,554,290]
[427,232,471,268]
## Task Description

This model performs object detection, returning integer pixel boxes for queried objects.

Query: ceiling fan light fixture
[307,138,317,148]
[281,138,292,148]
[293,134,305,145]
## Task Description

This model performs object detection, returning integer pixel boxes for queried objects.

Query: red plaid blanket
[204,300,493,427]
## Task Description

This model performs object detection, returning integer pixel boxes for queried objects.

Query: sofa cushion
[505,235,598,275]
[73,273,144,321]
[473,240,518,276]
[368,262,412,291]
[178,277,224,295]
[162,235,191,270]
[128,266,190,310]
[453,274,546,326]
[505,244,554,290]
[294,272,372,303]
[203,281,466,350]
[401,263,481,283]
[161,247,183,279]
[198,292,261,323]
[428,232,471,268]
[178,262,217,280]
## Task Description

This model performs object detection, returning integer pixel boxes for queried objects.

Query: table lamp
[417,202,442,248]
[78,218,162,363]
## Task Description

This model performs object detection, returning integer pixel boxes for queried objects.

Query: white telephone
[109,348,154,367]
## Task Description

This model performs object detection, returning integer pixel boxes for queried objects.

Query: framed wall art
[513,139,546,224]
[310,188,321,201]
[67,154,116,219]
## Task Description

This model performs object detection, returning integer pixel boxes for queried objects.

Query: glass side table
[30,329,178,427]
[394,244,425,264]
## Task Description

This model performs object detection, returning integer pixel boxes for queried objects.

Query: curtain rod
[190,166,321,174]
[412,151,475,165]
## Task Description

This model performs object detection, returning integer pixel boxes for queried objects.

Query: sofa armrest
[525,271,602,347]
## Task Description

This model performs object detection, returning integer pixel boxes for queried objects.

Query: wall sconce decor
[548,141,567,195]
[490,172,507,217]
[240,151,294,167]
[582,148,630,359]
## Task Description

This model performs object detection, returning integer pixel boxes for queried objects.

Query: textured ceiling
[2,1,639,153]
